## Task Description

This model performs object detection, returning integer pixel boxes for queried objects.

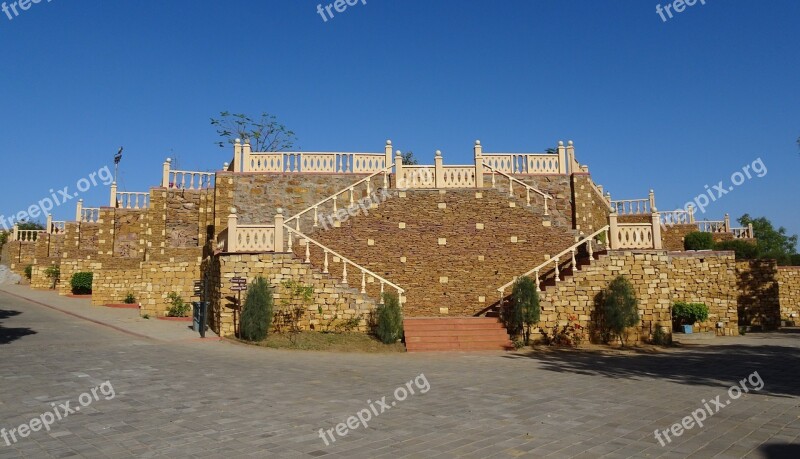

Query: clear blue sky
[1,0,798,237]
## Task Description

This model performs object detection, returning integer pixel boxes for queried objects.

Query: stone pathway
[0,287,798,458]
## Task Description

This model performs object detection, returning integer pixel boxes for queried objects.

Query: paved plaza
[0,287,798,458]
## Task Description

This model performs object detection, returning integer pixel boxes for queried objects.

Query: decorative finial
[166,158,172,163]
[395,150,402,156]
[386,140,392,145]
[475,140,481,145]
[276,208,283,214]
[435,150,442,157]
[558,141,564,146]
[568,140,574,146]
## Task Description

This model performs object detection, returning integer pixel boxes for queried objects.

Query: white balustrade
[731,227,753,239]
[50,221,66,234]
[232,225,276,252]
[398,166,436,188]
[611,199,651,215]
[482,153,562,174]
[613,223,655,249]
[80,208,100,223]
[168,170,215,189]
[245,152,386,174]
[115,192,150,209]
[14,229,41,242]
[482,161,552,215]
[440,166,476,188]
[660,210,694,226]
[697,221,727,233]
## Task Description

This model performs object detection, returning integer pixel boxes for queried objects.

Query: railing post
[12,224,18,242]
[46,215,52,234]
[474,140,484,188]
[434,150,444,188]
[562,141,572,175]
[274,208,284,252]
[724,213,731,232]
[227,208,238,253]
[649,189,656,212]
[609,211,619,250]
[233,139,243,172]
[688,204,695,223]
[242,141,252,173]
[748,223,754,239]
[110,182,117,207]
[75,199,83,222]
[652,208,663,250]
[162,158,171,187]
[385,140,393,169]
[394,151,404,189]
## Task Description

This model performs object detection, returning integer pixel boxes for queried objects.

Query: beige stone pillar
[608,211,618,250]
[274,208,284,253]
[227,208,238,253]
[385,140,393,168]
[233,139,243,172]
[394,151,404,189]
[474,140,484,188]
[46,215,52,234]
[242,142,252,173]
[434,150,444,189]
[688,204,695,223]
[162,158,171,188]
[75,199,83,222]
[562,141,572,175]
[652,208,663,250]
[724,213,731,232]
[649,189,656,211]
[109,182,117,207]
[748,223,754,238]
[12,224,18,242]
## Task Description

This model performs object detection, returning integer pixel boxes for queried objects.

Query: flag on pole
[114,147,123,165]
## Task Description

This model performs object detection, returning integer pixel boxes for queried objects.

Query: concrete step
[403,317,512,352]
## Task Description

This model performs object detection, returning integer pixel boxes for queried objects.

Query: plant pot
[682,324,694,334]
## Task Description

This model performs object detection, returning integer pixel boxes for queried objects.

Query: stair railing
[283,224,405,302]
[482,161,553,215]
[497,225,610,299]
[284,164,393,233]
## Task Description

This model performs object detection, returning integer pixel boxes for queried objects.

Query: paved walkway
[0,286,798,458]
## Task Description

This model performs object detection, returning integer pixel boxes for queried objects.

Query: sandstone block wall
[57,259,103,295]
[571,175,611,236]
[209,253,377,337]
[777,266,800,324]
[736,260,780,330]
[90,259,144,306]
[668,252,738,334]
[661,224,697,251]
[140,255,203,318]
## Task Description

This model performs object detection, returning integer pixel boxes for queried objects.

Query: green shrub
[603,276,640,346]
[24,265,32,280]
[44,265,60,289]
[672,302,709,326]
[502,277,540,345]
[714,240,758,259]
[790,254,800,266]
[240,277,274,341]
[166,292,191,317]
[70,272,93,294]
[684,232,714,251]
[375,292,404,344]
[123,292,137,304]
[652,325,672,346]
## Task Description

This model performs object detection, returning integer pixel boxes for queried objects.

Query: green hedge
[684,232,714,251]
[70,272,93,295]
[672,302,709,325]
[714,240,758,259]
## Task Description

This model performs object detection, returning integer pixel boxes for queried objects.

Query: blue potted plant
[672,302,709,334]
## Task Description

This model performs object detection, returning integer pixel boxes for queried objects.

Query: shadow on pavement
[504,338,800,398]
[0,309,37,345]
[758,443,800,459]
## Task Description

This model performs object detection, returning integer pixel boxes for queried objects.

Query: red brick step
[404,317,513,352]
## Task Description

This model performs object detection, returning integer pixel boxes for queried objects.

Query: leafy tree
[503,277,540,345]
[375,292,404,344]
[211,112,296,152]
[400,151,418,165]
[738,214,798,265]
[684,232,714,251]
[17,221,45,231]
[603,276,640,346]
[714,239,759,260]
[240,277,274,341]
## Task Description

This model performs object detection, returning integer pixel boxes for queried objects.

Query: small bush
[166,292,191,317]
[672,302,709,326]
[684,232,714,251]
[44,265,60,289]
[123,292,137,304]
[240,277,274,341]
[603,276,640,346]
[375,292,404,344]
[502,277,540,345]
[652,325,672,346]
[70,272,93,294]
[714,240,758,259]
[24,265,32,280]
[543,315,586,348]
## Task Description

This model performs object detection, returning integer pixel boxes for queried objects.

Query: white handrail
[284,165,393,228]
[497,225,610,294]
[588,178,614,212]
[482,161,553,215]
[284,225,405,296]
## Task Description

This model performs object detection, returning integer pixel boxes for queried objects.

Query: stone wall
[777,267,800,324]
[90,259,143,306]
[538,250,738,344]
[298,187,578,317]
[661,224,697,251]
[57,258,103,296]
[5,241,36,276]
[208,253,377,337]
[736,260,780,330]
[140,255,202,318]
[571,174,611,235]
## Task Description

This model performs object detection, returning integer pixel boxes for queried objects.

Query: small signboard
[231,277,247,292]
[231,285,248,292]
[193,280,203,296]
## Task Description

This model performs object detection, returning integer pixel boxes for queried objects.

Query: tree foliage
[400,151,418,165]
[603,276,640,346]
[684,232,714,251]
[211,112,296,152]
[502,277,540,345]
[375,292,404,344]
[738,214,798,265]
[241,277,274,341]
